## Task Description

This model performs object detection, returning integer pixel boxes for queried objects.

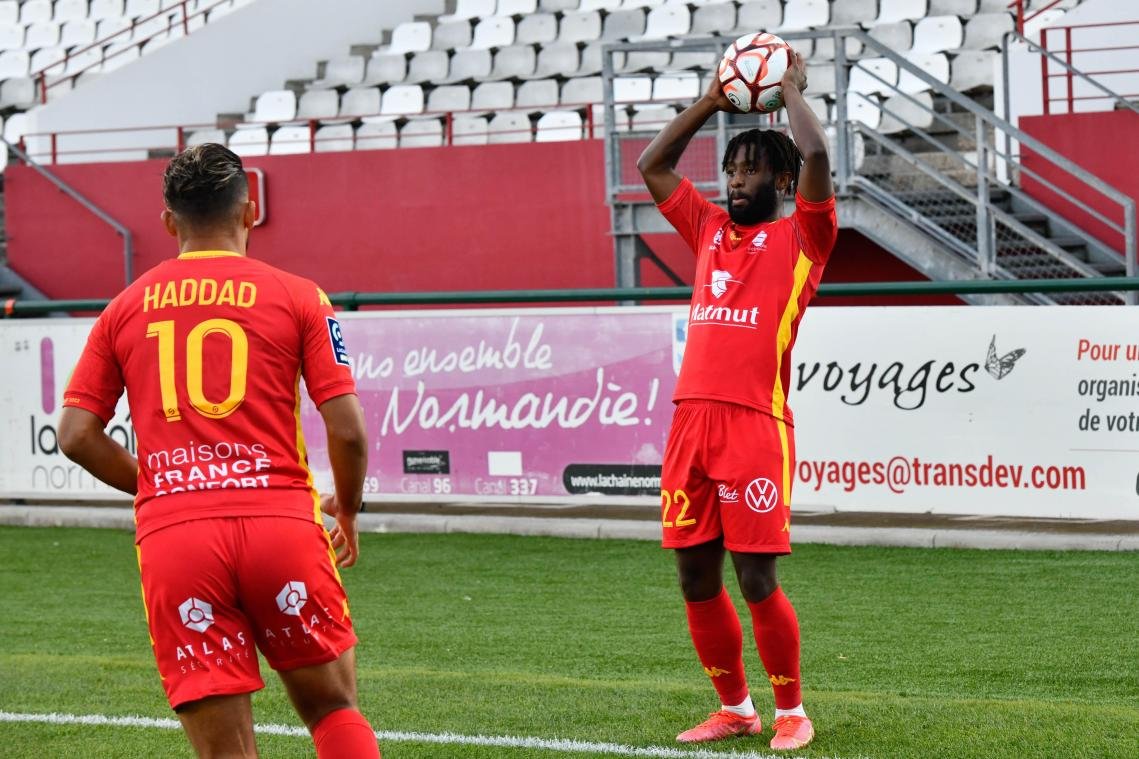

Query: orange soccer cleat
[770,715,814,750]
[676,710,762,743]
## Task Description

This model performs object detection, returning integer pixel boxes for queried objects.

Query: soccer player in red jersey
[58,144,381,758]
[637,50,835,751]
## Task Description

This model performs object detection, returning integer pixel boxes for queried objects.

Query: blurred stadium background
[0,0,1137,757]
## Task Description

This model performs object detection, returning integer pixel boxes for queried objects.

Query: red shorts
[660,400,795,554]
[136,516,357,710]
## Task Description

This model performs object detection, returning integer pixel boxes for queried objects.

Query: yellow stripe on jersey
[770,251,814,421]
[177,250,242,260]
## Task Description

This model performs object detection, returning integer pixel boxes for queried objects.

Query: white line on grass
[0,711,865,759]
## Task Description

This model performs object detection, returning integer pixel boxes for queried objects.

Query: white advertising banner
[0,307,1136,520]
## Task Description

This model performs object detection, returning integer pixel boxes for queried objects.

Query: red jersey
[64,251,357,540]
[659,178,837,424]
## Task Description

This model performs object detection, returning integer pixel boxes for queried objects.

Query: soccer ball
[718,32,792,114]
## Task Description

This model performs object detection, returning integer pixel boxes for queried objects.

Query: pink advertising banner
[299,308,684,500]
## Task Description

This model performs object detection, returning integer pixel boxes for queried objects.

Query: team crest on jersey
[707,269,743,298]
[326,317,350,366]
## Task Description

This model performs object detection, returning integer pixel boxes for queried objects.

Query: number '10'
[146,319,249,422]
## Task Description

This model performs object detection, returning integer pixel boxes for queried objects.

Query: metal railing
[7,277,1139,318]
[1033,20,1139,114]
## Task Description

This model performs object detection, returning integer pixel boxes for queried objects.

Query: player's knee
[676,566,723,601]
[737,569,778,602]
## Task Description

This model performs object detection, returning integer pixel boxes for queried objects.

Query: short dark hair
[162,143,248,227]
[721,129,803,190]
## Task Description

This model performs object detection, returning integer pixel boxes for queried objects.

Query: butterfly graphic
[985,335,1026,380]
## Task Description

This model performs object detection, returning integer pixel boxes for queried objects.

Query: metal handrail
[7,277,1139,317]
[1007,27,1139,117]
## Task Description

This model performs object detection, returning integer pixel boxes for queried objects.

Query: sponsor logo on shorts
[717,483,740,503]
[744,477,779,513]
[276,581,308,617]
[178,597,215,633]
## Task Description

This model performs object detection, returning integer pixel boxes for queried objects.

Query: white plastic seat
[613,75,652,103]
[950,49,996,92]
[60,20,97,48]
[601,9,645,42]
[20,0,53,25]
[64,46,102,75]
[804,95,829,122]
[539,0,578,10]
[848,57,898,95]
[515,78,558,110]
[559,10,602,45]
[297,89,340,120]
[427,84,471,113]
[488,111,532,143]
[366,53,406,84]
[339,86,380,118]
[228,125,269,156]
[831,0,878,26]
[54,0,90,22]
[470,16,514,50]
[269,125,312,155]
[690,3,735,36]
[578,0,621,10]
[102,41,139,71]
[314,57,365,88]
[253,90,296,123]
[535,111,582,142]
[805,62,836,95]
[25,22,61,49]
[90,0,125,21]
[0,23,22,49]
[638,4,689,40]
[386,21,431,55]
[963,13,1015,50]
[897,52,949,93]
[125,0,159,19]
[813,35,863,62]
[96,17,133,44]
[30,47,66,76]
[439,0,496,23]
[405,51,449,84]
[442,48,492,82]
[496,0,538,15]
[431,19,472,50]
[314,123,353,152]
[452,115,488,145]
[846,91,881,128]
[354,119,397,150]
[471,80,514,112]
[516,13,556,45]
[652,71,699,102]
[878,90,934,134]
[669,49,718,71]
[400,118,444,148]
[930,0,977,13]
[876,0,928,24]
[0,1,16,26]
[589,103,630,138]
[577,42,624,76]
[911,15,964,53]
[186,128,225,147]
[529,42,578,80]
[561,76,601,107]
[868,21,913,52]
[733,1,782,35]
[618,49,669,74]
[488,44,535,79]
[381,84,424,116]
[777,0,829,31]
[0,76,34,107]
[631,105,677,133]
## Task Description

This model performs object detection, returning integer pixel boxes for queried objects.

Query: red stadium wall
[1020,110,1139,258]
[6,142,955,304]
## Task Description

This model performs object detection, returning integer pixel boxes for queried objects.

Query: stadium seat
[579,0,622,10]
[385,21,432,55]
[589,103,630,138]
[869,21,913,52]
[64,47,102,75]
[631,105,676,132]
[228,125,269,156]
[488,45,536,79]
[96,17,133,45]
[253,90,296,123]
[0,76,35,108]
[911,16,964,53]
[488,111,533,143]
[20,0,53,25]
[314,123,354,152]
[427,84,471,113]
[804,94,829,121]
[652,71,700,102]
[30,47,66,77]
[535,110,583,142]
[90,0,125,21]
[186,128,226,147]
[578,42,625,76]
[431,19,473,50]
[846,91,882,128]
[876,0,928,24]
[400,118,444,148]
[733,2,783,35]
[529,41,578,80]
[950,49,996,92]
[3,111,27,145]
[963,13,1015,50]
[806,62,837,95]
[614,75,652,104]
[471,80,514,113]
[778,0,829,31]
[365,53,407,85]
[439,0,496,23]
[355,118,397,150]
[638,5,690,40]
[669,49,718,71]
[441,48,492,82]
[561,75,602,106]
[470,16,515,50]
[0,23,22,50]
[125,0,159,19]
[897,52,949,92]
[25,22,62,49]
[930,0,978,13]
[831,0,878,26]
[297,88,340,120]
[877,90,935,134]
[496,0,538,16]
[559,10,602,45]
[689,3,736,37]
[516,13,557,45]
[312,56,366,89]
[813,35,864,61]
[269,124,312,155]
[515,78,559,110]
[405,51,449,84]
[451,114,489,145]
[102,41,139,71]
[619,49,671,74]
[0,1,15,26]
[848,57,899,95]
[539,0,578,11]
[339,86,380,118]
[54,0,90,22]
[381,84,425,116]
[602,9,645,42]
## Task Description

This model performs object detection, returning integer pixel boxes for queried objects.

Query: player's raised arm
[318,393,368,568]
[781,50,832,202]
[637,78,734,204]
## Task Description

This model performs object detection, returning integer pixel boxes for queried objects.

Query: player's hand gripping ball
[718,32,792,114]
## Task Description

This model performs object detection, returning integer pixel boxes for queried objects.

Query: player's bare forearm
[782,50,833,202]
[319,394,368,516]
[58,407,138,495]
[637,79,731,204]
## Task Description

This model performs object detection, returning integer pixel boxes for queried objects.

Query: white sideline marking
[0,711,862,759]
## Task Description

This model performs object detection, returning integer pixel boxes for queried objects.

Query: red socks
[747,587,802,709]
[685,586,749,706]
[311,708,381,759]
